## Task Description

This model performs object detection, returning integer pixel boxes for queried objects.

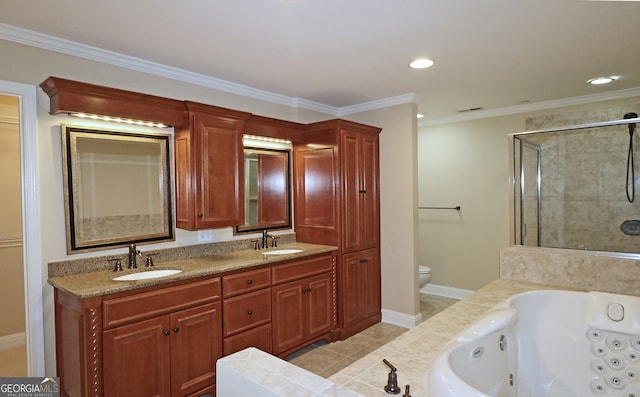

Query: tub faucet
[128,243,141,269]
[383,359,401,394]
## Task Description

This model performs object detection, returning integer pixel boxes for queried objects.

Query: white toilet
[419,265,431,289]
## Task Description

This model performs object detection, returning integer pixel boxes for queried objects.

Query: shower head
[624,112,637,135]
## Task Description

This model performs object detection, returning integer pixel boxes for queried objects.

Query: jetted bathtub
[430,290,640,397]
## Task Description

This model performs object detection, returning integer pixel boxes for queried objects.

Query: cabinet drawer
[223,289,271,337]
[222,267,270,298]
[103,278,221,328]
[223,323,272,356]
[271,254,333,285]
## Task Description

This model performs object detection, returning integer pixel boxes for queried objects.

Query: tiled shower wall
[524,103,640,253]
[500,246,640,297]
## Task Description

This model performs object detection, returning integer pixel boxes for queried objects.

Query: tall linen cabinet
[294,119,381,339]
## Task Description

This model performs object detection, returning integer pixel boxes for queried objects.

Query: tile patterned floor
[286,293,459,378]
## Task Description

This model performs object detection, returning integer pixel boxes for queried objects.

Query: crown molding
[338,93,418,116]
[0,23,343,115]
[420,87,640,127]
[4,22,634,124]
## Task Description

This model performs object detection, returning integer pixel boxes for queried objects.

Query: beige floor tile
[286,294,457,379]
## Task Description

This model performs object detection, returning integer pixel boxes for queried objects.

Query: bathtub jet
[429,290,640,397]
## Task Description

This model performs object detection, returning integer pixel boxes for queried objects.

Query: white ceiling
[1,0,639,122]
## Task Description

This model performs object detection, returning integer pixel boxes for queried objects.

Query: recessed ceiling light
[587,76,618,85]
[409,58,434,69]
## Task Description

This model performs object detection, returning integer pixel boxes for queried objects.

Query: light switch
[608,303,624,322]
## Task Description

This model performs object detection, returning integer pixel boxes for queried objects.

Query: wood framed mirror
[236,143,291,233]
[61,125,175,253]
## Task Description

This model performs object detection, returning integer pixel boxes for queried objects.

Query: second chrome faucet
[128,243,142,268]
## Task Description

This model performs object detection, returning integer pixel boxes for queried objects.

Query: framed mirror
[236,141,291,233]
[61,125,175,253]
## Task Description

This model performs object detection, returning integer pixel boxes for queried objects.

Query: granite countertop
[48,242,337,299]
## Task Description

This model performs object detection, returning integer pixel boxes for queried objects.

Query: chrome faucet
[261,230,277,249]
[128,243,141,268]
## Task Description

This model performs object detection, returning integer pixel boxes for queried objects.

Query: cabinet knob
[247,309,253,315]
[360,259,368,263]
[247,279,253,285]
[163,330,170,336]
[173,327,180,333]
[197,213,204,218]
[359,189,367,194]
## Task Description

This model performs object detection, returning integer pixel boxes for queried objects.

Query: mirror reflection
[62,125,174,252]
[512,115,640,254]
[236,137,291,233]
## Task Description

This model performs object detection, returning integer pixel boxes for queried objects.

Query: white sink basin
[113,269,182,281]
[262,249,303,255]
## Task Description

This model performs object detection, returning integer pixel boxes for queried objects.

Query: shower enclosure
[512,114,640,254]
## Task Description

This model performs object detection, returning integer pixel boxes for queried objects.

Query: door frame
[0,80,45,375]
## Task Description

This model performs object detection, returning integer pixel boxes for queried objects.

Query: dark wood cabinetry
[341,130,380,253]
[55,278,222,397]
[103,302,221,397]
[295,120,382,339]
[175,102,251,230]
[271,254,336,356]
[54,252,337,397]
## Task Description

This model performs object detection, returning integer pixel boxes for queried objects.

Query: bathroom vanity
[49,243,337,397]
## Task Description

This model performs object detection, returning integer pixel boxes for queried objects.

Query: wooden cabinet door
[170,302,222,397]
[341,251,363,329]
[341,249,380,329]
[341,130,379,252]
[293,147,339,245]
[103,316,171,397]
[271,280,305,354]
[360,133,380,249]
[359,248,381,320]
[341,132,363,253]
[192,112,244,228]
[305,273,333,339]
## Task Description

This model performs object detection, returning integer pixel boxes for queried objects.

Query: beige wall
[0,38,419,372]
[418,97,640,291]
[0,95,26,337]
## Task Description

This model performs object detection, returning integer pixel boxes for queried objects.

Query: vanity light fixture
[587,76,618,85]
[409,58,434,69]
[69,112,170,128]
[243,134,292,151]
[243,134,291,144]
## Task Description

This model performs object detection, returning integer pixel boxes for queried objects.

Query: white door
[0,81,45,376]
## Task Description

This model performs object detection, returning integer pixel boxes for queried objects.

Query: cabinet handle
[247,279,253,285]
[163,330,170,336]
[360,259,368,263]
[197,213,204,218]
[173,327,180,333]
[247,309,253,315]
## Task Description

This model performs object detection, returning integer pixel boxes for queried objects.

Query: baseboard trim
[381,309,421,329]
[420,283,474,300]
[0,332,26,351]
